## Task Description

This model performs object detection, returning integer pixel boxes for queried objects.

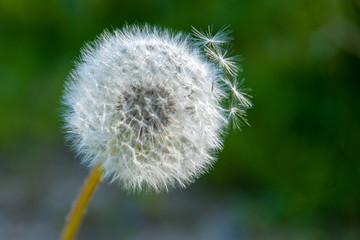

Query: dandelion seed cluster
[62,24,252,192]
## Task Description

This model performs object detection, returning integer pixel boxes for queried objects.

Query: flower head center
[117,84,175,135]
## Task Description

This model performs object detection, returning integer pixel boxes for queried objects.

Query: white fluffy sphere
[62,24,251,192]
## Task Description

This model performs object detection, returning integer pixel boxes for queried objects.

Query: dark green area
[1,0,359,238]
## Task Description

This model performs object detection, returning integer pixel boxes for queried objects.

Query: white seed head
[62,24,252,192]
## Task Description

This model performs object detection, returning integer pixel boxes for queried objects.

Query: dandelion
[60,23,252,240]
[207,46,240,76]
[191,25,233,47]
[228,102,251,129]
[225,78,252,108]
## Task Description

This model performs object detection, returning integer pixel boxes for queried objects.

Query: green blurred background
[1,0,359,239]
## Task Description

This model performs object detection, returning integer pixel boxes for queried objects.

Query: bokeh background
[1,0,359,239]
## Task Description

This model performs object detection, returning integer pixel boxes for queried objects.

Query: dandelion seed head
[62,24,252,192]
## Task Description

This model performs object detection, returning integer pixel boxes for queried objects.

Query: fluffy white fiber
[62,24,252,192]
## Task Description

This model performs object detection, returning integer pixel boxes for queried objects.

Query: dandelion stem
[60,163,103,240]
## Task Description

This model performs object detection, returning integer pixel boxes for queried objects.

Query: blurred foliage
[1,0,359,237]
